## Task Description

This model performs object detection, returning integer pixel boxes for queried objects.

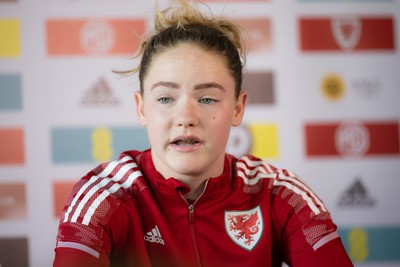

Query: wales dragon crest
[225,206,263,251]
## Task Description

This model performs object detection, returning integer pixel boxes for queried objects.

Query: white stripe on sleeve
[312,231,340,251]
[57,241,100,258]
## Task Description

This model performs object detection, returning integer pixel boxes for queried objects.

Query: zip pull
[188,204,195,224]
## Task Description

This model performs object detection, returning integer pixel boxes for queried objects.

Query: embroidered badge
[225,206,263,251]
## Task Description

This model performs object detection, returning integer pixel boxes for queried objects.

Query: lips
[169,136,203,153]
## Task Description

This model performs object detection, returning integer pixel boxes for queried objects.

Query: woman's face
[135,43,246,180]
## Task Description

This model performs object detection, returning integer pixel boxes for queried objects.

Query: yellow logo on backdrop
[248,123,278,159]
[91,127,113,162]
[321,73,345,101]
[0,19,21,57]
[348,228,368,262]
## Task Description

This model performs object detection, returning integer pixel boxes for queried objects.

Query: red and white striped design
[236,155,326,215]
[63,155,142,225]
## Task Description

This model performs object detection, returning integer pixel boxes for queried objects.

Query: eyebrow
[194,82,225,91]
[151,81,179,90]
[151,81,225,91]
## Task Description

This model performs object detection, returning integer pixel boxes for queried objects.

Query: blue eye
[158,97,172,104]
[199,98,216,104]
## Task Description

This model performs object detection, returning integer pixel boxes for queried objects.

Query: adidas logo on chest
[144,225,165,245]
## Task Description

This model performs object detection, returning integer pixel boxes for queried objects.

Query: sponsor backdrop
[0,0,399,266]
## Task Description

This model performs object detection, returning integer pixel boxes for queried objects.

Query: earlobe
[134,91,146,126]
[232,91,247,127]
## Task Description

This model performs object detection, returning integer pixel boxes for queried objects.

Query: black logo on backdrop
[81,77,119,106]
[242,71,274,105]
[0,237,28,267]
[338,178,376,208]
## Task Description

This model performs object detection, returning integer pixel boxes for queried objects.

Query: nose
[175,99,199,127]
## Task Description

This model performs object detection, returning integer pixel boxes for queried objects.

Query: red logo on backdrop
[53,181,75,218]
[299,16,395,51]
[305,121,400,157]
[233,18,272,53]
[0,128,24,165]
[0,183,27,220]
[335,122,370,157]
[46,18,145,56]
[80,20,115,54]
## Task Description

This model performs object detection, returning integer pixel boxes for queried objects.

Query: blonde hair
[126,0,246,97]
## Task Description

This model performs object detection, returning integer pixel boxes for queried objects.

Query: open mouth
[172,139,200,146]
[171,136,202,147]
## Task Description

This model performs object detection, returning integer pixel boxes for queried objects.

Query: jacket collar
[134,149,234,199]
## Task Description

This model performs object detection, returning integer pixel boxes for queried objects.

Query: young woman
[53,1,353,266]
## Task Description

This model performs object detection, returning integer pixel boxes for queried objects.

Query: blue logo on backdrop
[0,74,22,111]
[51,126,149,163]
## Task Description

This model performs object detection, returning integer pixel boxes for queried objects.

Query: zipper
[179,181,208,267]
[188,204,202,267]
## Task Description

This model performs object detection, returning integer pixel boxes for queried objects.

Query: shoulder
[234,154,277,193]
[235,155,338,250]
[235,154,279,181]
[234,154,326,215]
[61,150,145,227]
[269,165,327,218]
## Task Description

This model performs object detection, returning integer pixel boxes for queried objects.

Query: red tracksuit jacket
[53,149,353,267]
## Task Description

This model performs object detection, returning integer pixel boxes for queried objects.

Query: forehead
[152,43,228,68]
[143,43,234,89]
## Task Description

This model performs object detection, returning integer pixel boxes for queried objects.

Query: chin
[168,156,222,179]
[169,162,205,177]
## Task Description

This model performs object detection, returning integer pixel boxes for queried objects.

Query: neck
[182,178,207,201]
[149,150,226,200]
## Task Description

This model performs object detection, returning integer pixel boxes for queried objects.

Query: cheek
[146,113,169,136]
[147,115,162,129]
[207,112,226,124]
[146,122,163,146]
[207,115,233,136]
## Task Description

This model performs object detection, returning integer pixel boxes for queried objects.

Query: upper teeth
[176,140,197,145]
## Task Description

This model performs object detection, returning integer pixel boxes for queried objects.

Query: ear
[231,90,247,127]
[134,91,146,126]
